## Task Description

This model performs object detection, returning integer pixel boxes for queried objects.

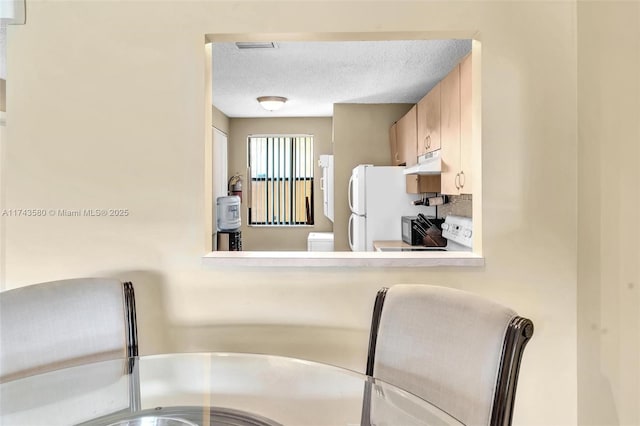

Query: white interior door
[213,127,228,201]
[319,154,334,222]
[212,127,228,233]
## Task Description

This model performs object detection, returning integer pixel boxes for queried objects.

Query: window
[248,135,314,226]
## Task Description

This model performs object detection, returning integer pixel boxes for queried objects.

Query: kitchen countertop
[373,240,449,252]
[373,240,413,250]
[373,240,430,250]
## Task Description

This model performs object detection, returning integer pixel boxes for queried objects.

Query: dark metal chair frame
[365,287,534,426]
[123,281,139,359]
[122,281,140,412]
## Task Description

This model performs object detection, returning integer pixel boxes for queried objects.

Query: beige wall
[2,2,585,424]
[577,2,640,425]
[332,103,412,251]
[212,105,229,134]
[227,117,333,250]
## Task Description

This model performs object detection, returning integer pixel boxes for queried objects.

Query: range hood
[403,149,442,175]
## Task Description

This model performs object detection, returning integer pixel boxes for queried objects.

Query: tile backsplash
[436,194,472,218]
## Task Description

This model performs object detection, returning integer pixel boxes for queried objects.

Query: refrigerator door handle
[348,174,355,212]
[348,214,355,251]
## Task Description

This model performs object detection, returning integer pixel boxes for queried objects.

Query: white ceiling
[212,39,472,118]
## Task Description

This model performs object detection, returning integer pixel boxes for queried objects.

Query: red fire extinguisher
[228,174,242,202]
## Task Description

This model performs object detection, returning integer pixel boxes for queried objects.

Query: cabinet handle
[459,170,465,188]
[426,135,431,149]
[455,173,461,190]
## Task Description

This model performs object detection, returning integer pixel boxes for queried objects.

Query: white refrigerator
[348,165,436,251]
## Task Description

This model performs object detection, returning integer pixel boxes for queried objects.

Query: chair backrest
[366,285,533,426]
[0,278,138,382]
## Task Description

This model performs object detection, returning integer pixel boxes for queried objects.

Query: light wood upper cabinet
[406,174,441,194]
[388,53,473,196]
[459,53,472,194]
[440,53,472,195]
[396,105,418,167]
[440,63,461,195]
[389,123,401,166]
[417,83,441,157]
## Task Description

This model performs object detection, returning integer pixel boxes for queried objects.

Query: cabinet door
[440,64,461,195]
[406,175,441,194]
[389,123,400,166]
[417,83,441,157]
[397,105,418,167]
[459,53,472,194]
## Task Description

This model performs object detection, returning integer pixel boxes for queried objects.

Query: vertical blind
[248,135,314,225]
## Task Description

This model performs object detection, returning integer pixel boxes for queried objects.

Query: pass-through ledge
[202,251,484,268]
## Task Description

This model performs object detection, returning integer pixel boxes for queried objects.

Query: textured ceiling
[212,39,472,118]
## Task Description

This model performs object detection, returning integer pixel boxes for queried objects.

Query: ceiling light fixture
[257,96,287,112]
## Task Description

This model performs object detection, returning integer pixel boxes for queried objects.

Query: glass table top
[0,352,464,426]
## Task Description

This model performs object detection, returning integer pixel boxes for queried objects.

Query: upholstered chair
[365,285,534,426]
[0,278,139,424]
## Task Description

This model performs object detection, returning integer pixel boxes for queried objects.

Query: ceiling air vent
[235,42,278,50]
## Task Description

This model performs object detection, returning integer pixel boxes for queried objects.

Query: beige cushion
[374,285,516,426]
[0,278,128,381]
